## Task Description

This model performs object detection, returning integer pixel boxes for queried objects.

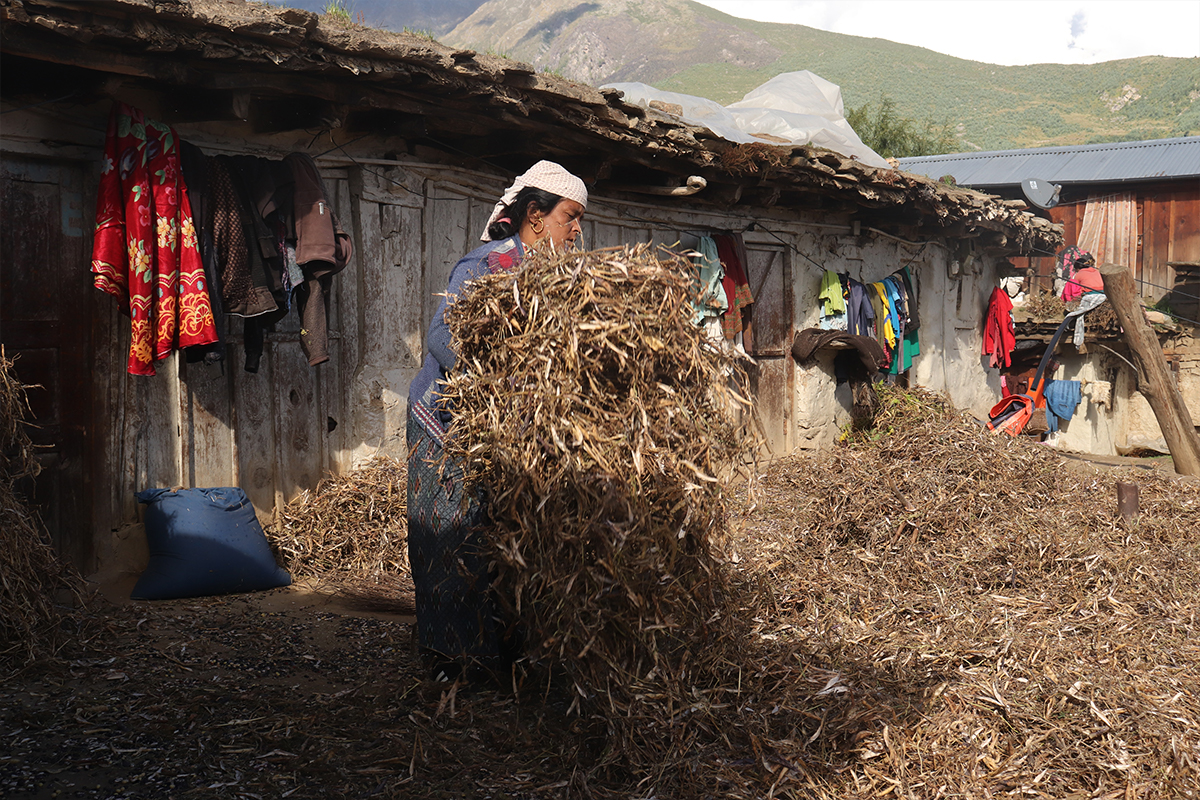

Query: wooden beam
[1099,262,1200,476]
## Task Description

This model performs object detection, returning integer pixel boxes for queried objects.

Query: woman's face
[530,199,585,250]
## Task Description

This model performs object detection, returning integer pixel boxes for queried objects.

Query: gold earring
[531,217,545,234]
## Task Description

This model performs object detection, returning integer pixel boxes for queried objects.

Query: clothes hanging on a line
[1067,290,1107,348]
[690,236,727,327]
[1044,379,1082,433]
[818,269,847,330]
[690,233,754,357]
[716,234,754,340]
[845,276,875,338]
[92,102,355,376]
[983,286,1016,368]
[810,267,920,374]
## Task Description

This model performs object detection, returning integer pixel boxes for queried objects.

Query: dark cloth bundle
[792,328,889,382]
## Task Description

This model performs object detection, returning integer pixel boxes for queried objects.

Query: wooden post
[1098,262,1200,476]
[1116,482,1140,521]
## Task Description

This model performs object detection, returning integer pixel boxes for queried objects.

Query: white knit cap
[481,160,588,241]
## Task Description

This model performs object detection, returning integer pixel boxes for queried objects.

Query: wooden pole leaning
[1098,262,1200,477]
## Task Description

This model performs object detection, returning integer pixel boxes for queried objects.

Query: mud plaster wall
[1018,336,1199,458]
[1038,351,1123,456]
[1114,342,1200,454]
[792,239,1004,451]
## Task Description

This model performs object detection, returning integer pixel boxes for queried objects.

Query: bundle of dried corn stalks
[0,346,85,672]
[1022,290,1067,319]
[441,244,759,778]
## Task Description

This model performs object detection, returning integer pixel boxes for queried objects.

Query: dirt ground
[3,446,1198,800]
[0,579,596,800]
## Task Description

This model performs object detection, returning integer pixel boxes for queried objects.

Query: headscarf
[481,160,588,241]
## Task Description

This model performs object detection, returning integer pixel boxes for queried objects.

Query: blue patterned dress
[406,236,524,662]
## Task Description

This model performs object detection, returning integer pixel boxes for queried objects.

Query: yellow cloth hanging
[871,282,896,350]
[819,270,846,315]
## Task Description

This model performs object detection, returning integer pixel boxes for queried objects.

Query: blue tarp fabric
[131,487,291,600]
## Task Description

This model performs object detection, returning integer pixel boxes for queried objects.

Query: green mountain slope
[443,0,1200,152]
[265,0,488,36]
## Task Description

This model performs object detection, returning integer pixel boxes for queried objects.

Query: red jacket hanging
[983,287,1015,368]
[715,234,754,339]
[92,103,217,375]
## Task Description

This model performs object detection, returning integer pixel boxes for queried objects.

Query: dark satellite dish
[1021,178,1061,209]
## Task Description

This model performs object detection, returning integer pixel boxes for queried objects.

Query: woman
[406,161,587,679]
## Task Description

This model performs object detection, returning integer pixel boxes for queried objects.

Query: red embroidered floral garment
[91,103,217,375]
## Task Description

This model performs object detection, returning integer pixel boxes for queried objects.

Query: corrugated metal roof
[897,136,1200,187]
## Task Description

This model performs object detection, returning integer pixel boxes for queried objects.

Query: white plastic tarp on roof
[602,71,890,170]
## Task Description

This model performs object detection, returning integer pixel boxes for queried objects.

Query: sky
[691,0,1200,65]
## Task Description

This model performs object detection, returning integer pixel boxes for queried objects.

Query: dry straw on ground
[267,455,413,606]
[737,385,1200,797]
[0,347,85,673]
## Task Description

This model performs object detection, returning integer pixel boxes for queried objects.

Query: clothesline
[814,264,922,377]
[91,102,354,376]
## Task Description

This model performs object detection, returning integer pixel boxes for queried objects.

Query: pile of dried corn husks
[267,456,413,608]
[734,384,1200,797]
[269,455,408,578]
[442,248,1200,798]
[0,347,85,672]
[441,244,755,782]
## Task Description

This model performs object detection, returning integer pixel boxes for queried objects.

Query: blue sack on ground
[131,487,291,600]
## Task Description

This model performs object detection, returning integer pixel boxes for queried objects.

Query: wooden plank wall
[743,246,793,456]
[1142,182,1200,299]
[106,167,360,524]
[0,156,97,567]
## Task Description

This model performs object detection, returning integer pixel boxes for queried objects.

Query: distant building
[901,138,1200,459]
[899,137,1200,318]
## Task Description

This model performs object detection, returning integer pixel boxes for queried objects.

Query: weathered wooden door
[744,245,792,456]
[0,155,96,570]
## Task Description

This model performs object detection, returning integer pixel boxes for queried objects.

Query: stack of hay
[436,240,1200,797]
[268,456,413,609]
[441,244,751,757]
[0,347,84,671]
